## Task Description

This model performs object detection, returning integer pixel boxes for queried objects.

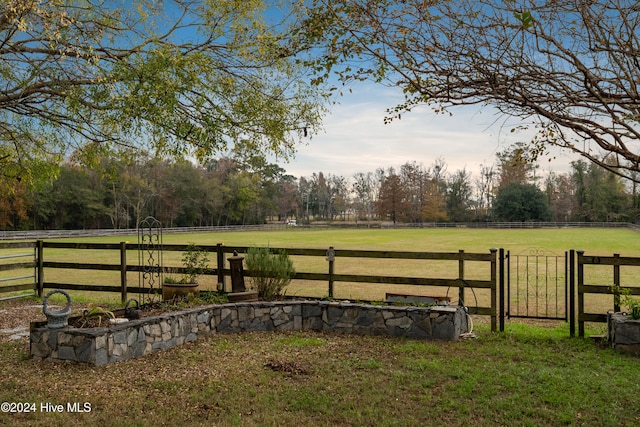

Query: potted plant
[163,243,209,301]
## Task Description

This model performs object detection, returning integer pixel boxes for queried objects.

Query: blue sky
[280,83,581,180]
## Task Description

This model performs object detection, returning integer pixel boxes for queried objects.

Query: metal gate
[507,248,568,320]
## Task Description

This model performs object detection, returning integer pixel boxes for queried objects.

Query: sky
[278,83,582,181]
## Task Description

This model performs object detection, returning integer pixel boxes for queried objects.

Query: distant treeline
[1,146,639,230]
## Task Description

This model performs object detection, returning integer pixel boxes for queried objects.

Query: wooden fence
[577,251,640,337]
[0,241,500,332]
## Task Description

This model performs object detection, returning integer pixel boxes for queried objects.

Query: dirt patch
[0,297,91,343]
[1,296,223,337]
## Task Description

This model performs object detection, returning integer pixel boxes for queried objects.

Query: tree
[399,161,429,223]
[496,144,539,189]
[1,0,324,183]
[544,172,576,222]
[474,164,496,220]
[0,177,28,229]
[422,178,447,222]
[493,183,552,222]
[302,0,640,182]
[571,159,630,221]
[352,172,375,223]
[445,169,474,222]
[375,174,407,224]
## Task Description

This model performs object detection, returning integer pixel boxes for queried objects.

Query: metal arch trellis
[138,216,163,304]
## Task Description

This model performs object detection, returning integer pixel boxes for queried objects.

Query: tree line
[1,145,638,231]
[3,1,640,232]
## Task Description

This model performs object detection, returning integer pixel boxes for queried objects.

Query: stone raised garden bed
[31,301,468,366]
[607,311,640,355]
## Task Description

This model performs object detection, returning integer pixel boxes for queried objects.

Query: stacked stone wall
[31,301,468,366]
[607,312,640,355]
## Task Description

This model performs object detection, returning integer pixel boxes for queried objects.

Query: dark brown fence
[577,251,640,337]
[0,241,500,331]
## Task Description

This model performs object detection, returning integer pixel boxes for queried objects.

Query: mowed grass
[1,322,640,426]
[2,228,640,426]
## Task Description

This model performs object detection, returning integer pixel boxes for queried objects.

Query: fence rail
[6,238,640,336]
[0,242,36,297]
[0,241,500,331]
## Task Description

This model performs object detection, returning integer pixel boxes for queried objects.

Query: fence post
[217,243,225,291]
[569,250,575,337]
[507,250,511,318]
[36,240,44,297]
[326,247,335,298]
[613,253,621,312]
[499,248,505,332]
[120,242,127,303]
[458,250,465,307]
[489,248,497,333]
[577,250,585,337]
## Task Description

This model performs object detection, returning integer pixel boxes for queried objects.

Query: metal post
[577,250,585,338]
[569,250,575,337]
[507,250,511,318]
[490,248,497,333]
[499,248,505,332]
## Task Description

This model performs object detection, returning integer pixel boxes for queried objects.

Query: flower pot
[162,282,199,301]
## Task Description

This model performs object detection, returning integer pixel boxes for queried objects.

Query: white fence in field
[0,221,638,241]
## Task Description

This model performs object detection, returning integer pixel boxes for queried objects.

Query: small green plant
[611,284,640,319]
[79,305,116,327]
[182,243,209,283]
[245,246,295,300]
[165,243,209,284]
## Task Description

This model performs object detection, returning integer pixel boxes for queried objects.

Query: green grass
[2,228,640,425]
[1,324,639,426]
[13,226,638,253]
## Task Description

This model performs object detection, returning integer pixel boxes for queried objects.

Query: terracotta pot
[162,282,199,301]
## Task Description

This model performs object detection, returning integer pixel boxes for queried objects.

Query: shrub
[245,247,295,300]
[182,243,210,283]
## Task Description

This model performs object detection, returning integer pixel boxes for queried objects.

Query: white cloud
[281,84,580,180]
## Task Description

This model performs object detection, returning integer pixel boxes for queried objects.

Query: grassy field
[1,319,640,426]
[2,228,640,425]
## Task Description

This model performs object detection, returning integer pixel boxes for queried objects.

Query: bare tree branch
[302,0,640,181]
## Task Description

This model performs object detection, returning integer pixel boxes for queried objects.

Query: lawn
[1,228,640,425]
[1,316,639,426]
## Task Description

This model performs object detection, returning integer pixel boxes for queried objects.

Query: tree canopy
[300,0,640,182]
[493,182,552,222]
[1,0,325,183]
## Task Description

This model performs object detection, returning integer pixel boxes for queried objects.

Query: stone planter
[30,301,468,366]
[607,311,640,355]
